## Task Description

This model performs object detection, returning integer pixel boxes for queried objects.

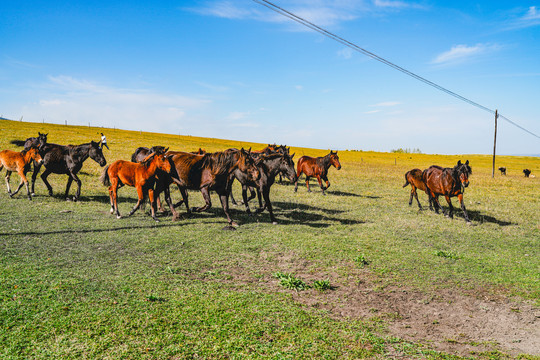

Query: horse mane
[202,150,239,175]
[316,153,332,169]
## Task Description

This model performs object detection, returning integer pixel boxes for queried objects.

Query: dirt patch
[221,251,540,358]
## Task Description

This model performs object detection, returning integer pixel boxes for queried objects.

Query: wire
[252,0,540,140]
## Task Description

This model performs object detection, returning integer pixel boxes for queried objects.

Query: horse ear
[164,147,169,153]
[457,160,462,165]
[291,153,295,159]
[465,160,469,165]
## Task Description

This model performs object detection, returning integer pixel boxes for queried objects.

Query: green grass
[1,119,539,358]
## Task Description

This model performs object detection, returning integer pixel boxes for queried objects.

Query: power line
[252,0,540,140]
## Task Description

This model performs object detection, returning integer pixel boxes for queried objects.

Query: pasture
[0,119,539,359]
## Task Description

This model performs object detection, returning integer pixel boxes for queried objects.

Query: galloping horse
[164,148,260,228]
[32,141,107,200]
[423,160,472,223]
[403,168,432,210]
[0,148,43,200]
[100,151,171,221]
[294,150,341,195]
[230,151,297,224]
[10,132,48,151]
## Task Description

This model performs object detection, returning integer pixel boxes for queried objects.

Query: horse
[423,160,472,223]
[130,146,168,163]
[163,148,260,228]
[0,148,43,200]
[402,168,432,210]
[100,152,172,221]
[229,151,297,224]
[10,132,48,151]
[294,150,341,195]
[498,167,507,175]
[31,141,107,200]
[523,169,531,177]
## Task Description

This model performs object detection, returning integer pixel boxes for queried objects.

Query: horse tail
[403,172,410,188]
[10,140,26,147]
[100,165,111,186]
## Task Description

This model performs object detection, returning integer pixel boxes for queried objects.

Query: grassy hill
[1,119,539,358]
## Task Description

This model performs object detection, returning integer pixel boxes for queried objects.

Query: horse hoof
[116,215,122,219]
[110,208,114,214]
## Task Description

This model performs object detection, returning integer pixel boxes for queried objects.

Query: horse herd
[4,132,532,227]
[4,133,342,228]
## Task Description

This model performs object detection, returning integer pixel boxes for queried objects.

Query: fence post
[492,109,498,178]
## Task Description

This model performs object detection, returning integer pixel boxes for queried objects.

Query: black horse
[229,152,297,224]
[10,132,48,151]
[31,141,107,200]
[130,146,168,163]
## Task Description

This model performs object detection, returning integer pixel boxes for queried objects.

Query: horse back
[0,149,24,170]
[169,152,205,188]
[424,166,457,196]
[297,156,320,176]
[405,168,426,191]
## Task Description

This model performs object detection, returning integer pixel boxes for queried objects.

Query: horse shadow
[467,210,515,226]
[325,190,381,199]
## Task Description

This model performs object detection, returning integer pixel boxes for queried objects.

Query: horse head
[89,141,107,167]
[238,148,260,181]
[155,153,172,173]
[37,132,48,149]
[27,148,43,165]
[280,152,297,182]
[150,145,168,155]
[330,150,341,170]
[455,160,471,189]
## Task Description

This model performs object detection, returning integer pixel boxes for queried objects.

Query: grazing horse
[402,168,432,210]
[130,146,168,163]
[498,167,507,175]
[32,141,107,200]
[230,152,297,224]
[0,148,43,200]
[164,148,260,228]
[294,150,341,195]
[523,169,531,177]
[423,160,472,223]
[100,152,172,221]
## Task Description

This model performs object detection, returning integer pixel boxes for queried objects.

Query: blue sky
[1,1,539,154]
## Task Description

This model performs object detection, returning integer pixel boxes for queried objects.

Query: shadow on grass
[325,190,381,198]
[427,207,515,226]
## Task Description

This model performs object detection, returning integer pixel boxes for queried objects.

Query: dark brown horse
[164,148,260,228]
[0,148,43,200]
[10,132,48,151]
[294,150,341,195]
[423,160,472,223]
[32,141,107,200]
[523,169,531,177]
[130,146,168,163]
[403,168,431,210]
[498,167,507,175]
[229,151,297,224]
[100,152,172,221]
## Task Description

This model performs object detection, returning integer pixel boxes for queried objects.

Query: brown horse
[403,168,432,210]
[423,160,472,223]
[294,150,341,195]
[100,151,171,221]
[0,148,43,200]
[164,148,260,228]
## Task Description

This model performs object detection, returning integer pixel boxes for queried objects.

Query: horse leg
[323,175,330,190]
[412,186,422,210]
[40,168,54,196]
[163,185,181,221]
[305,176,312,193]
[444,195,454,218]
[241,185,252,215]
[13,170,30,200]
[261,186,277,224]
[110,181,121,218]
[69,172,83,201]
[147,188,159,222]
[316,176,325,195]
[31,162,42,195]
[294,170,302,192]
[192,187,212,213]
[218,190,237,229]
[247,187,257,202]
[128,186,145,217]
[458,193,471,223]
[5,170,13,195]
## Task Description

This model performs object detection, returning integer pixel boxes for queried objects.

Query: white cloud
[431,44,501,66]
[338,47,353,59]
[295,85,303,91]
[523,6,540,20]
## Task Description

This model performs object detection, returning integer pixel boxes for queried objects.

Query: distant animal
[294,151,341,195]
[402,168,431,210]
[31,141,107,200]
[10,132,48,151]
[498,167,506,175]
[423,160,472,223]
[162,148,260,229]
[100,151,171,221]
[229,151,297,224]
[0,148,43,200]
[523,169,531,177]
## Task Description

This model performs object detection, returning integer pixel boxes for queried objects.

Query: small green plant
[354,254,370,267]
[273,272,309,291]
[434,251,461,260]
[312,279,331,292]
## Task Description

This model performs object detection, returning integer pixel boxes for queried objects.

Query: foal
[100,152,171,221]
[0,148,43,200]
[403,168,432,210]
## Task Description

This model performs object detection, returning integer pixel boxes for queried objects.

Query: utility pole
[492,110,498,178]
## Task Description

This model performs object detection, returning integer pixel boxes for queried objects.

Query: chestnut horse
[32,141,106,200]
[0,148,43,200]
[164,148,260,228]
[403,168,432,210]
[423,160,472,223]
[294,150,341,195]
[100,151,171,221]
